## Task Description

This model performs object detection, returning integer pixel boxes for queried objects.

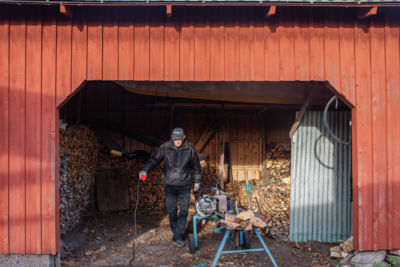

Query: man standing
[139,128,201,247]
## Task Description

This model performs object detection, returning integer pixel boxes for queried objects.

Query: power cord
[129,179,141,266]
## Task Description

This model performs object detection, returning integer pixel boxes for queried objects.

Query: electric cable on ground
[129,178,141,266]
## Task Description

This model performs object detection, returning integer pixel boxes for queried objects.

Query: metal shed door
[289,111,352,242]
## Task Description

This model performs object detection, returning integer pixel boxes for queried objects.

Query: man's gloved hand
[194,182,200,192]
[139,170,147,181]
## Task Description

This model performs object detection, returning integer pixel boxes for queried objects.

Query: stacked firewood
[221,210,268,230]
[59,125,99,234]
[97,145,220,211]
[223,143,291,239]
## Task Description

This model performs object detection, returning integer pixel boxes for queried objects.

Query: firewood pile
[221,210,268,231]
[59,124,291,239]
[223,143,291,239]
[59,125,99,234]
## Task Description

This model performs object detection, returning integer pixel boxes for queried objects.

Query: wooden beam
[60,4,73,18]
[289,92,312,140]
[166,5,172,18]
[265,5,276,19]
[357,6,378,19]
[194,117,223,153]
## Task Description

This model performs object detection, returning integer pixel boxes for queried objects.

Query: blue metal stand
[210,229,278,267]
[193,214,217,248]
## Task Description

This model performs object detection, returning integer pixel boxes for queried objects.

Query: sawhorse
[211,228,278,267]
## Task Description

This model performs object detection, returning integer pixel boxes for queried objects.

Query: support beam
[265,6,276,19]
[357,6,378,19]
[289,92,312,140]
[166,5,172,18]
[194,117,223,153]
[60,4,73,18]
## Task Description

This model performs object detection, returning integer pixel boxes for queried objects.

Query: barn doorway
[57,80,351,266]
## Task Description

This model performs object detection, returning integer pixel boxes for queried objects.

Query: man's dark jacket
[143,139,201,186]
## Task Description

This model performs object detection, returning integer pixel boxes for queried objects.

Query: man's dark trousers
[164,184,191,241]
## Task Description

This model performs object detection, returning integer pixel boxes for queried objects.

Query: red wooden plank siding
[103,8,119,80]
[0,6,10,254]
[293,7,310,81]
[239,8,255,81]
[209,7,224,81]
[354,19,374,251]
[87,8,103,80]
[25,9,42,254]
[224,8,240,81]
[71,10,88,89]
[385,12,400,249]
[179,8,195,80]
[309,8,325,81]
[149,7,164,81]
[56,14,72,105]
[118,9,134,80]
[164,8,180,81]
[9,8,26,254]
[264,14,280,81]
[1,6,400,253]
[41,10,57,254]
[134,8,149,80]
[194,9,210,81]
[324,8,341,93]
[339,9,356,104]
[253,13,265,81]
[278,8,295,81]
[370,17,388,250]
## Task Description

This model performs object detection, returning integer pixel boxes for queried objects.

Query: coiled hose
[323,95,351,146]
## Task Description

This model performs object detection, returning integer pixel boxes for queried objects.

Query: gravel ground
[61,211,339,267]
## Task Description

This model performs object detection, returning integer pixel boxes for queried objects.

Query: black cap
[171,128,185,140]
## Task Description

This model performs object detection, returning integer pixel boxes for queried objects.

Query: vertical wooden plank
[41,9,57,254]
[339,10,356,105]
[264,14,280,81]
[351,108,359,250]
[103,8,119,80]
[237,142,245,182]
[164,8,180,81]
[254,12,265,81]
[25,9,42,254]
[324,9,341,93]
[149,7,164,81]
[209,7,225,81]
[0,6,10,254]
[354,18,373,251]
[384,13,400,249]
[224,8,240,81]
[278,7,295,81]
[9,7,26,254]
[134,7,149,80]
[87,8,103,80]
[118,8,134,80]
[194,7,210,81]
[230,142,238,182]
[370,17,388,250]
[293,7,310,81]
[56,13,72,106]
[309,8,325,81]
[71,9,88,90]
[179,7,195,81]
[239,8,255,81]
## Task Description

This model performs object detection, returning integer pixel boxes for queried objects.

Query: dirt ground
[61,211,339,267]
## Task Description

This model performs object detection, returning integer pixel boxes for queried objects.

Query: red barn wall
[0,5,399,254]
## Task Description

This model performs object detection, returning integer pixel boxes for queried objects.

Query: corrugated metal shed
[0,5,399,254]
[290,111,352,242]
